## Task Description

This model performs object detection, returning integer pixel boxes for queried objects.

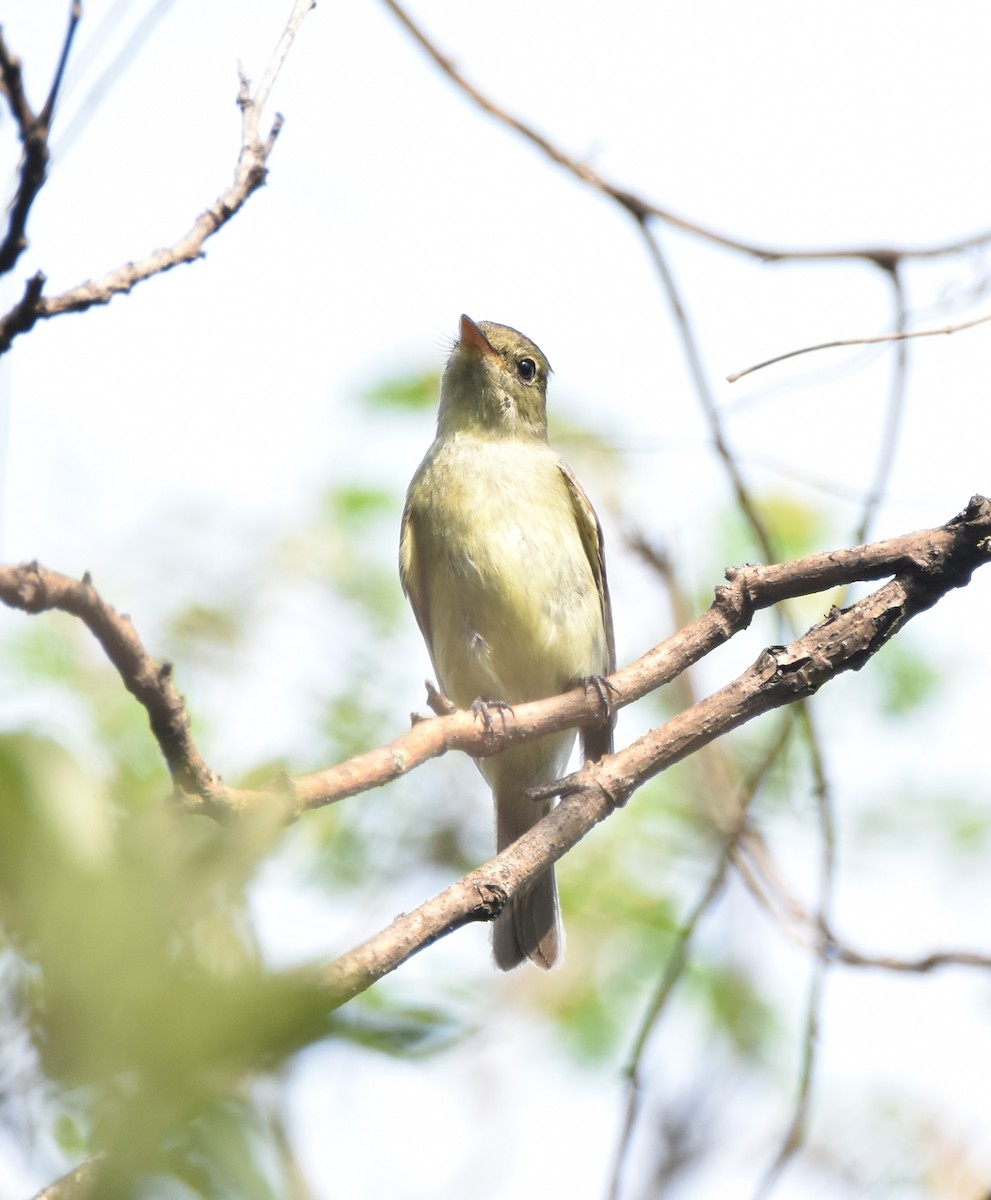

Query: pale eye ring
[517,358,537,383]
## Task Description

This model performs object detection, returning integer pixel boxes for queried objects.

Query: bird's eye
[517,358,537,383]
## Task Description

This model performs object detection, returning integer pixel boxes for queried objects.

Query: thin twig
[752,707,835,1199]
[380,0,991,268]
[0,562,225,804]
[253,0,313,116]
[827,942,991,973]
[736,830,991,974]
[39,0,82,126]
[0,1,81,274]
[0,0,316,356]
[633,217,777,565]
[630,222,839,1190]
[727,307,991,384]
[607,718,795,1200]
[853,265,909,546]
[607,846,733,1200]
[51,0,178,161]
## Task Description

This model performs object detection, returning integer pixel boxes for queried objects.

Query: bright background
[1,2,990,1198]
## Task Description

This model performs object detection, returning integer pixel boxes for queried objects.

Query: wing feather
[557,462,616,760]
[399,502,433,654]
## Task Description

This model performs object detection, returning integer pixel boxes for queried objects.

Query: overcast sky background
[1,2,990,1198]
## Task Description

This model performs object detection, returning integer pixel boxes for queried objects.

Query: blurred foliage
[855,783,991,856]
[720,491,834,566]
[166,602,245,655]
[363,369,441,413]
[0,726,467,1196]
[0,732,330,1197]
[686,958,778,1061]
[702,491,840,629]
[871,636,943,717]
[2,615,172,804]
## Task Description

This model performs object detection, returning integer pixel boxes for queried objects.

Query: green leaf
[873,637,942,716]
[716,492,833,567]
[362,370,441,412]
[0,736,334,1194]
[326,484,394,523]
[688,959,777,1060]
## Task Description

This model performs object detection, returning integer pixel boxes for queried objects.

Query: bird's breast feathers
[402,435,608,706]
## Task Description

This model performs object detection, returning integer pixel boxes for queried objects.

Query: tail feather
[581,721,613,764]
[493,789,561,971]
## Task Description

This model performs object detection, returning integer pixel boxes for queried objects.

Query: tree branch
[727,305,991,384]
[633,214,777,563]
[0,562,224,803]
[0,1,81,275]
[3,498,987,824]
[0,0,316,357]
[380,0,991,268]
[30,1155,100,1200]
[325,496,991,1000]
[735,828,991,974]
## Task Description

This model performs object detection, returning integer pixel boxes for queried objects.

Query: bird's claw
[581,674,618,727]
[471,697,514,737]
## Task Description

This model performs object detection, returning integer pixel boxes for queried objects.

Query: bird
[400,315,615,969]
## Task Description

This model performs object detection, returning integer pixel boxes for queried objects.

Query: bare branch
[2,505,988,1011]
[727,307,991,384]
[324,497,991,1000]
[30,1155,101,1200]
[634,216,777,563]
[608,844,733,1200]
[751,702,836,1200]
[853,265,909,546]
[0,0,316,357]
[0,562,225,806]
[250,494,991,817]
[253,0,314,116]
[0,1,81,275]
[736,829,991,975]
[39,0,82,127]
[380,0,991,268]
[827,942,991,973]
[4,498,985,823]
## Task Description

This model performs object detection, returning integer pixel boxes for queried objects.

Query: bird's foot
[581,673,619,727]
[471,697,514,739]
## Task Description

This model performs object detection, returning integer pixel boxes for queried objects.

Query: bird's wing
[558,461,615,673]
[399,501,433,653]
[558,461,616,760]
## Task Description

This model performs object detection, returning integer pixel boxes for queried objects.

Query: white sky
[1,2,990,1198]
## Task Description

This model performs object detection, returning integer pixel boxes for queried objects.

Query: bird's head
[437,314,552,441]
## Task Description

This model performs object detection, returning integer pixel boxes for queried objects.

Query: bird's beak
[459,314,496,358]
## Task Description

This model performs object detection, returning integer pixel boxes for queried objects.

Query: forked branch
[2,497,987,827]
[0,0,316,357]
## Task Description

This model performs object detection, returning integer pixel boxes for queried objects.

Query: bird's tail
[492,788,560,971]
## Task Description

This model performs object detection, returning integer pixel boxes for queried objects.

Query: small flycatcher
[400,316,615,970]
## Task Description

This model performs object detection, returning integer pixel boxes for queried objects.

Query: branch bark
[323,496,991,1000]
[3,498,988,827]
[0,1,81,275]
[0,0,316,357]
[380,0,991,268]
[0,563,223,801]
